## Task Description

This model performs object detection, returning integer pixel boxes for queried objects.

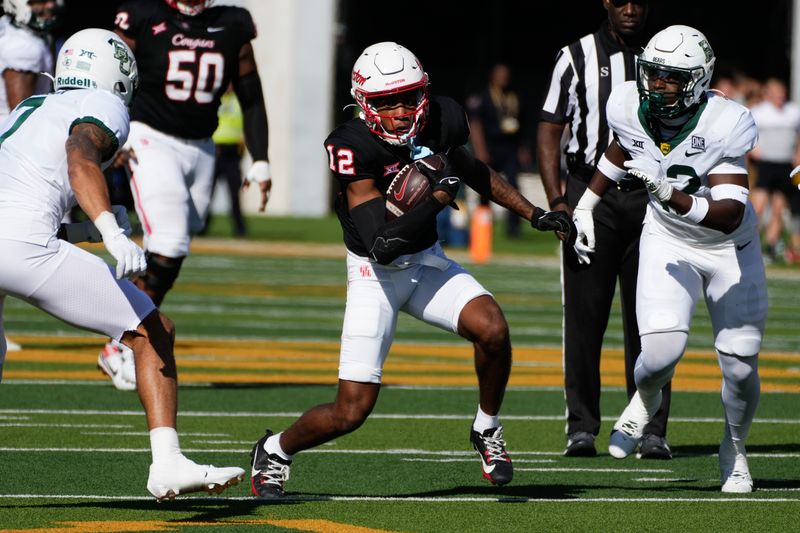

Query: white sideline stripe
[635,477,708,482]
[1,408,799,425]
[403,458,557,464]
[0,423,132,429]
[1,446,796,460]
[516,468,672,473]
[760,488,800,492]
[0,493,797,503]
[80,431,229,437]
[0,416,29,420]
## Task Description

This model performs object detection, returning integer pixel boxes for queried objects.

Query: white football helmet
[637,25,715,119]
[3,0,64,31]
[350,42,430,146]
[54,28,138,107]
[165,0,213,16]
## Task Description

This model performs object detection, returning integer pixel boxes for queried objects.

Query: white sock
[472,405,500,433]
[263,432,293,461]
[150,427,182,464]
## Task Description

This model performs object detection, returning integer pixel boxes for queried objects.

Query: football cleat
[5,336,21,351]
[97,339,137,391]
[609,390,661,459]
[637,433,673,460]
[250,429,292,499]
[564,431,597,457]
[147,456,245,502]
[720,432,753,493]
[470,426,513,486]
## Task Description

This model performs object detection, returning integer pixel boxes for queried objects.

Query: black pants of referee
[563,175,671,438]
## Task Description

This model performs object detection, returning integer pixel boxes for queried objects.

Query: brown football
[385,154,445,220]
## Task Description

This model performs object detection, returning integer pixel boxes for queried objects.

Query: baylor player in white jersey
[571,26,767,493]
[0,28,245,500]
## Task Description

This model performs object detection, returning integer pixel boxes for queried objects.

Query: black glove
[531,207,575,242]
[417,154,460,208]
[432,176,461,199]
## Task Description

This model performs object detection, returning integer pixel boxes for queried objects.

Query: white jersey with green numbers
[0,89,129,245]
[607,81,759,246]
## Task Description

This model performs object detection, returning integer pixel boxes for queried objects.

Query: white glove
[243,160,272,212]
[63,205,132,243]
[624,157,672,202]
[572,189,601,265]
[94,210,147,280]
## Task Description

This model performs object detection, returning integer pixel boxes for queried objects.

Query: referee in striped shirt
[537,0,672,458]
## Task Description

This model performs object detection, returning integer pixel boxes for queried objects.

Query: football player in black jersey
[249,42,572,498]
[99,0,271,389]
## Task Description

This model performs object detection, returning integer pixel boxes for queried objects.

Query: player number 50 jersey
[607,81,758,246]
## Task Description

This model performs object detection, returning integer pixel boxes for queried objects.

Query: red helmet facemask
[165,0,213,16]
[354,80,430,145]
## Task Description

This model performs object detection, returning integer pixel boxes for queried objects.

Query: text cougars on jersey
[171,34,215,50]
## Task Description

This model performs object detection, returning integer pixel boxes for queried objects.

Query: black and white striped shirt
[540,23,639,169]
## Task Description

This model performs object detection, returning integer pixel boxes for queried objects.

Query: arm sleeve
[449,145,491,197]
[233,70,268,161]
[351,196,446,265]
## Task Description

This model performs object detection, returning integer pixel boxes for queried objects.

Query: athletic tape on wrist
[93,211,121,239]
[710,183,749,204]
[576,188,602,211]
[682,196,709,223]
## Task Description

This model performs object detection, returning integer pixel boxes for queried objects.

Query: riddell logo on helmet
[352,69,368,85]
[57,76,97,88]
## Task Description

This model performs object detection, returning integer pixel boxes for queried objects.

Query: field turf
[0,216,798,532]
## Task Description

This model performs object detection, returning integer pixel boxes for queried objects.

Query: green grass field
[0,216,798,532]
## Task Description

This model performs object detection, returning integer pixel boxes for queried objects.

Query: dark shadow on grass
[4,498,303,517]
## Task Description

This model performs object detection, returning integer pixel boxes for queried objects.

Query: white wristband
[576,188,602,210]
[93,210,122,239]
[682,196,709,223]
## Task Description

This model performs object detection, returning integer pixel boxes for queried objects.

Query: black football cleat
[470,426,513,486]
[250,429,292,499]
[564,431,597,457]
[637,433,673,460]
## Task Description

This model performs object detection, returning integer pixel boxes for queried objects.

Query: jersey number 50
[166,50,224,104]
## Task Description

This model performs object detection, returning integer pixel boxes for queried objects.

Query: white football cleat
[5,336,21,351]
[720,432,753,493]
[147,456,245,502]
[97,339,137,391]
[609,390,661,459]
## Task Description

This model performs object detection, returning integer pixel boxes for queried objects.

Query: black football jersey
[324,95,470,257]
[115,0,256,139]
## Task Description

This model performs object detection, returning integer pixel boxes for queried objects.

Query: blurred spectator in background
[466,63,532,238]
[749,78,800,264]
[204,85,248,237]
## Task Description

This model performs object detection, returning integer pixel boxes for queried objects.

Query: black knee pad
[143,253,184,294]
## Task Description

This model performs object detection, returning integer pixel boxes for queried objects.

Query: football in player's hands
[385,157,440,220]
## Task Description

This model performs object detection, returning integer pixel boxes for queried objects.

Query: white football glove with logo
[94,210,147,280]
[243,160,272,212]
[572,189,601,265]
[624,157,672,202]
[63,205,132,243]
